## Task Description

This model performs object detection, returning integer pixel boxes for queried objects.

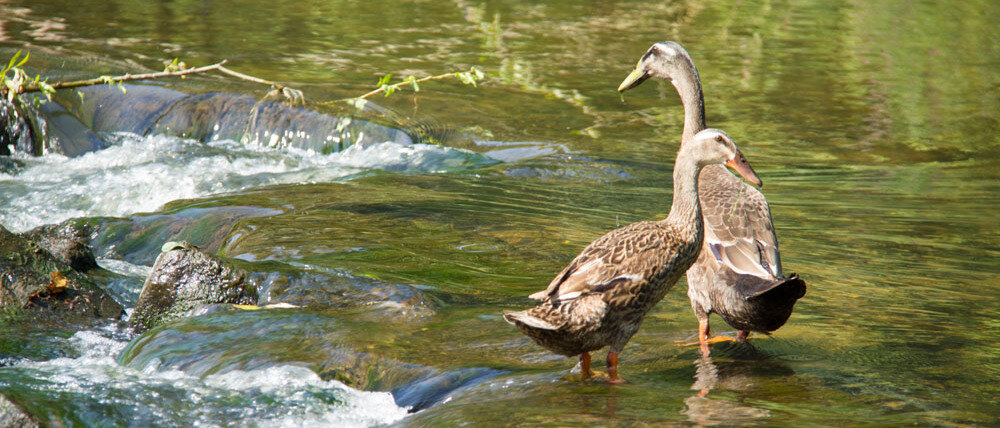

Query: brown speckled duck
[504,129,761,382]
[618,41,806,357]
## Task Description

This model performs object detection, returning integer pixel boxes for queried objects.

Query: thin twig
[21,60,228,93]
[217,65,280,88]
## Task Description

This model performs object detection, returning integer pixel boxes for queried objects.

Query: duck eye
[715,135,726,143]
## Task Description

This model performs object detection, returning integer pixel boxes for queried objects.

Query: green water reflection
[2,0,999,425]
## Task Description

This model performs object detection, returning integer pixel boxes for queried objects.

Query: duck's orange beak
[725,151,762,188]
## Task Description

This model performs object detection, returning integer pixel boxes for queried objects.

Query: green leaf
[407,76,420,92]
[16,51,29,68]
[7,50,21,72]
[377,74,392,87]
[457,71,478,87]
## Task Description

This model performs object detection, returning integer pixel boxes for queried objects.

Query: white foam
[0,133,489,232]
[97,257,153,278]
[202,365,409,427]
[11,326,409,427]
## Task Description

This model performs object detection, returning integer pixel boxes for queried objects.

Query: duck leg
[607,352,624,383]
[679,315,736,355]
[580,352,593,380]
[698,317,712,357]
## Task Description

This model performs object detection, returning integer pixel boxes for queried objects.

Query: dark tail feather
[746,273,806,302]
[717,272,806,332]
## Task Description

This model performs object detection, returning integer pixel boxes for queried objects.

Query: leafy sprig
[349,66,485,106]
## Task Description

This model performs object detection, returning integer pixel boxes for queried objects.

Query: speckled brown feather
[506,220,702,357]
[698,165,781,279]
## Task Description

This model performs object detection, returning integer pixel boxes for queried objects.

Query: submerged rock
[257,269,435,323]
[392,367,502,413]
[0,225,123,320]
[36,206,283,267]
[117,307,499,414]
[130,242,258,332]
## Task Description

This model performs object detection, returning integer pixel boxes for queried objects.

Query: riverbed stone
[0,225,124,320]
[20,222,100,273]
[130,242,258,332]
[0,394,38,428]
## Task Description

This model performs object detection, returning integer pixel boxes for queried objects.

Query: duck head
[687,129,762,187]
[618,41,695,93]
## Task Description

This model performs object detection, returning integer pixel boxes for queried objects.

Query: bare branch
[217,65,275,87]
[21,60,228,93]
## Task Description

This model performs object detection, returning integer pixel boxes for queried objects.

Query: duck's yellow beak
[618,61,649,93]
[725,151,763,188]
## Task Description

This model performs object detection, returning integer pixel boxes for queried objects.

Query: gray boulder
[130,242,257,332]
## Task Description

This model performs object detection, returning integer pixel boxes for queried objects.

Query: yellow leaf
[48,271,67,294]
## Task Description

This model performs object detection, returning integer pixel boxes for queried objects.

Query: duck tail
[503,310,558,330]
[528,290,549,300]
[746,273,807,303]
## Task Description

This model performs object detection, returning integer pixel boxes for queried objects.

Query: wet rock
[0,157,25,175]
[20,222,99,272]
[392,367,502,412]
[0,98,38,157]
[8,83,423,158]
[0,394,38,428]
[29,94,109,157]
[130,242,258,332]
[50,84,413,156]
[0,225,124,320]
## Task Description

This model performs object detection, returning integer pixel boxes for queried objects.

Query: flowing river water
[1,0,999,426]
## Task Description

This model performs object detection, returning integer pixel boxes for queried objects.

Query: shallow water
[1,0,999,426]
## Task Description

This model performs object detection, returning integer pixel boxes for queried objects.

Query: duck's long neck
[672,59,706,143]
[665,155,703,234]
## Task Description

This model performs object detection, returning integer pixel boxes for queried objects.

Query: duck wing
[698,165,782,279]
[529,221,672,301]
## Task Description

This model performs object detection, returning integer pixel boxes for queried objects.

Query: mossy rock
[130,242,257,332]
[0,225,123,321]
